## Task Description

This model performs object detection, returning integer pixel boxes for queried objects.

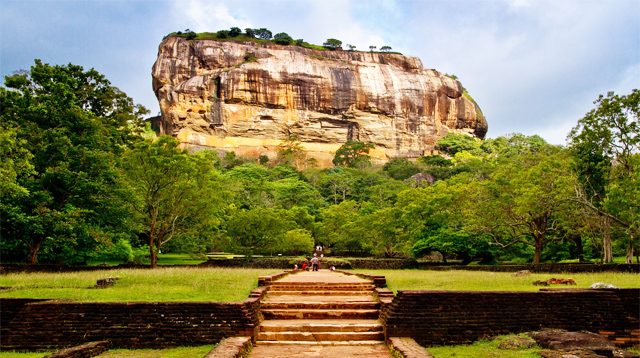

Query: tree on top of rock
[228,27,242,37]
[323,38,343,50]
[273,32,293,45]
[254,28,272,40]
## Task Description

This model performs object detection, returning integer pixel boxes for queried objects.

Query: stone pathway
[250,270,393,358]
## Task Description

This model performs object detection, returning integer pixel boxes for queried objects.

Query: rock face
[152,36,487,165]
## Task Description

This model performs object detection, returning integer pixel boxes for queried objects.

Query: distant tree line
[171,27,395,53]
[1,60,638,267]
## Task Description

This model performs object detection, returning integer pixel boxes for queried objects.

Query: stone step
[262,301,379,310]
[257,331,384,342]
[262,308,380,320]
[269,284,375,291]
[259,319,383,333]
[255,340,385,346]
[267,290,373,296]
[264,295,376,304]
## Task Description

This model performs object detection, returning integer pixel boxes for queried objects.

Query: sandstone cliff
[152,36,487,165]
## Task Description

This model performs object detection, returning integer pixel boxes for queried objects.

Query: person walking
[311,253,319,271]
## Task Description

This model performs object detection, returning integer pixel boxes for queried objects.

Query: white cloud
[171,0,252,32]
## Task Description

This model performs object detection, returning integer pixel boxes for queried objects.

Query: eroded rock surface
[152,37,488,165]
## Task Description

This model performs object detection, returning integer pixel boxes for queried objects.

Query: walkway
[250,270,393,358]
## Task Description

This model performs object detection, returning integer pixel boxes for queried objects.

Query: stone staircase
[256,273,385,345]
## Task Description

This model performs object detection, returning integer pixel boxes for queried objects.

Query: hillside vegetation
[166,27,400,53]
[1,60,638,268]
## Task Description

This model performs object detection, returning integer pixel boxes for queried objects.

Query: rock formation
[152,36,487,166]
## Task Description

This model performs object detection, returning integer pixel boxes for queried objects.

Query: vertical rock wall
[152,37,488,165]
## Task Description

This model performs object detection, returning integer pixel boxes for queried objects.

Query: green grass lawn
[95,345,213,357]
[356,269,639,292]
[0,353,51,358]
[0,267,275,302]
[87,253,207,266]
[427,334,541,357]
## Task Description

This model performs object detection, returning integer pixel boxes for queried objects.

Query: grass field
[356,269,639,292]
[0,353,51,358]
[95,346,213,357]
[1,267,637,302]
[427,334,541,357]
[0,267,275,302]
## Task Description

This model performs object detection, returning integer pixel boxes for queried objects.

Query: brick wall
[3,262,638,273]
[383,289,637,346]
[1,298,261,350]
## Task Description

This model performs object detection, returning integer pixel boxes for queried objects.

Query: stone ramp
[251,270,393,357]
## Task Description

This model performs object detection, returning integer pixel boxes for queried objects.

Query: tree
[277,229,314,255]
[273,32,293,45]
[229,27,242,37]
[380,45,392,52]
[323,38,343,50]
[383,158,420,180]
[332,140,375,168]
[244,28,256,38]
[224,207,295,256]
[436,133,482,156]
[0,60,147,264]
[369,45,377,52]
[254,28,273,40]
[470,145,577,264]
[184,30,197,40]
[122,136,225,268]
[347,44,356,51]
[568,90,639,263]
[216,30,230,39]
[276,133,307,169]
[317,200,366,253]
[269,178,325,211]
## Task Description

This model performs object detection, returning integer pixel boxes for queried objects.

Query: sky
[1,0,638,144]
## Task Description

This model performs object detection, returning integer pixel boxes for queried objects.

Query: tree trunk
[626,232,634,264]
[149,236,158,268]
[533,234,543,265]
[27,236,44,265]
[602,216,613,263]
[573,236,585,262]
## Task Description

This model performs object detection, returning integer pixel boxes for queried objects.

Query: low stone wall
[383,289,639,346]
[202,260,640,272]
[2,262,638,273]
[0,297,262,350]
[417,263,640,273]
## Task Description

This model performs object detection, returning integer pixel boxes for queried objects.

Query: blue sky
[1,0,638,144]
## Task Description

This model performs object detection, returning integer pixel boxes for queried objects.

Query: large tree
[0,60,147,264]
[122,136,226,267]
[471,144,577,264]
[568,90,639,263]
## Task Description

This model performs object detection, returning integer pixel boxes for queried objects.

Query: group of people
[294,253,321,271]
[293,244,335,272]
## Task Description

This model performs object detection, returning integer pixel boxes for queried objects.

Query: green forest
[1,60,638,267]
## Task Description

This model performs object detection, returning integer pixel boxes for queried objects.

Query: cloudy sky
[1,0,638,144]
